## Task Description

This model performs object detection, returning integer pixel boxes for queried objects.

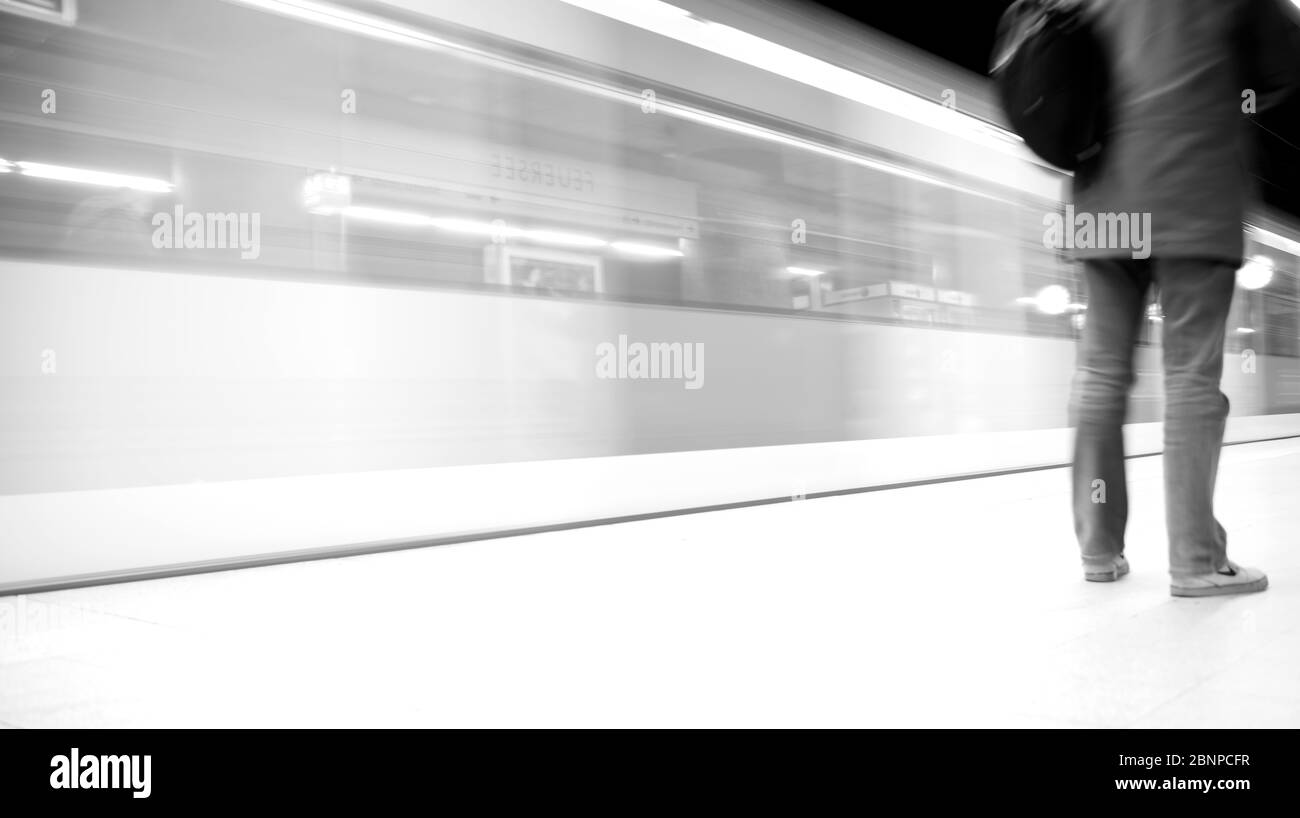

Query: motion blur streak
[13,161,173,192]
[556,0,1028,156]
[233,0,1013,198]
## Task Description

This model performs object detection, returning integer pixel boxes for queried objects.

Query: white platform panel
[3,436,1297,727]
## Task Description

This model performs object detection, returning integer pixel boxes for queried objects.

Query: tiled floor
[2,437,1298,727]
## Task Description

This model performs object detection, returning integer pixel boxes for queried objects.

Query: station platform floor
[3,436,1299,728]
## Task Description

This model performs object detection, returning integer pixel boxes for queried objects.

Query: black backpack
[990,0,1109,171]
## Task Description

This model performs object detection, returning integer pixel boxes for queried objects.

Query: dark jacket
[1072,0,1300,261]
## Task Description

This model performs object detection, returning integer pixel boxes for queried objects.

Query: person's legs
[1071,258,1151,578]
[1155,258,1266,594]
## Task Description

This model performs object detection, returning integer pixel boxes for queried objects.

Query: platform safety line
[4,433,1300,597]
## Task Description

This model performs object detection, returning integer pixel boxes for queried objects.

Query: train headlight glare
[1035,285,1070,315]
[1237,255,1274,290]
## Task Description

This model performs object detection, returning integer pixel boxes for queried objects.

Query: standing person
[1069,0,1299,595]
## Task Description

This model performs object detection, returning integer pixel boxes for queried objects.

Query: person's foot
[1084,554,1129,582]
[1170,560,1268,597]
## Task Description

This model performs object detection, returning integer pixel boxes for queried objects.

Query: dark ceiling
[811,1,1300,219]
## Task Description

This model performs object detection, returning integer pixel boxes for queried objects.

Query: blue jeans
[1070,258,1237,576]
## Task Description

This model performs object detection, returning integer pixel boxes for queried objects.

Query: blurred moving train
[2,0,1299,591]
